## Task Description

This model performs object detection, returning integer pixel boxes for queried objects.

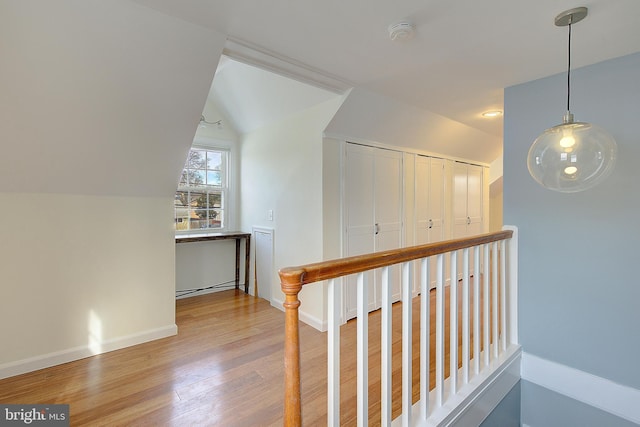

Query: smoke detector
[388,22,415,41]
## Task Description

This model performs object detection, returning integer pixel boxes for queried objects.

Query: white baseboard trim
[0,324,177,380]
[271,297,326,332]
[521,352,640,425]
[271,297,285,312]
[299,310,326,332]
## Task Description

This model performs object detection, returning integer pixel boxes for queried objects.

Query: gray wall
[521,381,638,427]
[504,52,640,388]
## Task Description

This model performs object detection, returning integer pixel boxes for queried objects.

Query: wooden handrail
[280,230,512,287]
[279,230,513,426]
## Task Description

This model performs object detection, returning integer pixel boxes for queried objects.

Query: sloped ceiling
[326,88,501,163]
[209,56,339,134]
[6,0,638,190]
[0,0,224,197]
[131,0,640,144]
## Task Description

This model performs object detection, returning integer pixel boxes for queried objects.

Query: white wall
[0,194,176,377]
[175,240,239,297]
[322,138,344,261]
[240,97,344,329]
[0,1,225,377]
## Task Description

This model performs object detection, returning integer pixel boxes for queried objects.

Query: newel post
[503,225,518,345]
[280,269,304,427]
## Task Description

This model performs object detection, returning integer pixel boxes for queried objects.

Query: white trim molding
[223,37,352,94]
[521,352,640,425]
[0,325,177,380]
[271,296,327,332]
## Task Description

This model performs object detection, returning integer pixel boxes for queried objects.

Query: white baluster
[500,240,507,352]
[505,226,519,345]
[356,272,368,427]
[420,257,429,420]
[327,278,340,426]
[473,246,481,376]
[462,248,470,385]
[401,262,412,427]
[492,243,499,360]
[381,267,392,426]
[450,250,458,396]
[483,244,490,367]
[435,254,445,407]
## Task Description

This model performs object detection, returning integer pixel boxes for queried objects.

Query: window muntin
[175,147,227,232]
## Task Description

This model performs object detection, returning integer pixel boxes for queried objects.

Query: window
[175,147,227,232]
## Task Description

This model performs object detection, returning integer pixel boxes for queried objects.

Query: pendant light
[527,7,617,193]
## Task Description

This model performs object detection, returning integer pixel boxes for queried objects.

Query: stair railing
[279,227,518,426]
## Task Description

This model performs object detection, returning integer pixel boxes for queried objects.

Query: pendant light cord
[567,22,572,112]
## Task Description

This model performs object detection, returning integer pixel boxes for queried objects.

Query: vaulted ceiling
[132,0,640,146]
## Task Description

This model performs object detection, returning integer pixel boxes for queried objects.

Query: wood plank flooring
[0,283,489,426]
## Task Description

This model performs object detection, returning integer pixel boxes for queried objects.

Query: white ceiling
[132,0,640,141]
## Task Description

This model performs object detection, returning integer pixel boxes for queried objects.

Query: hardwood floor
[0,284,490,426]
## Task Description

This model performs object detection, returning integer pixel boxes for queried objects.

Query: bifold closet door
[344,143,402,319]
[452,162,483,280]
[374,149,403,304]
[453,162,483,239]
[416,156,445,245]
[466,164,483,236]
[415,156,445,290]
[345,144,376,319]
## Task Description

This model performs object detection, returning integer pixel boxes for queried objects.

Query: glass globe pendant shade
[527,117,617,193]
[528,7,618,193]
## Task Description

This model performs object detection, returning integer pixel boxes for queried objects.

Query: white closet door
[466,164,483,236]
[416,156,445,244]
[428,158,445,243]
[345,144,376,318]
[427,158,446,289]
[415,156,430,246]
[374,149,403,303]
[453,162,484,238]
[452,162,484,281]
[453,162,470,239]
[415,156,445,291]
[344,143,403,318]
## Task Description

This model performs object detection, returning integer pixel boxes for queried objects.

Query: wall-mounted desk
[175,231,251,293]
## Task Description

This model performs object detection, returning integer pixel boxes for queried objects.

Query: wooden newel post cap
[279,267,306,296]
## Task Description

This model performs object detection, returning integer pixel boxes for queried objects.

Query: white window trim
[175,143,233,234]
